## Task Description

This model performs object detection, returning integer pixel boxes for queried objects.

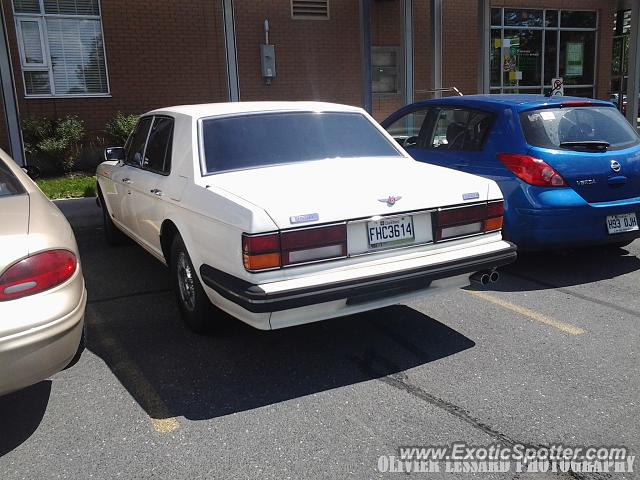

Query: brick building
[0,0,635,164]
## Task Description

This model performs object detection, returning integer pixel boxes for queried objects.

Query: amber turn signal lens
[243,252,281,271]
[483,216,503,232]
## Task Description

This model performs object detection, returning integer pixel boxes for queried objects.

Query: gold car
[0,151,86,396]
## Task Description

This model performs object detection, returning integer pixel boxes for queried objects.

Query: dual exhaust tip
[469,269,500,287]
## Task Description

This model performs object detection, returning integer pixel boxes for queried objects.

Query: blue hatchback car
[382,95,640,250]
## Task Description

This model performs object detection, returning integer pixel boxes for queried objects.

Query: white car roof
[148,101,364,119]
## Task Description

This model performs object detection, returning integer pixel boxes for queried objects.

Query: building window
[13,0,109,97]
[489,8,597,97]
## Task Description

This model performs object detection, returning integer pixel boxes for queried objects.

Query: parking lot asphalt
[1,202,639,479]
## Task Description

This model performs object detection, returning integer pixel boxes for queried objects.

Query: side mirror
[104,146,125,162]
[22,165,40,179]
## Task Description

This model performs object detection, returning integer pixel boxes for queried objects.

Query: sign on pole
[550,78,564,96]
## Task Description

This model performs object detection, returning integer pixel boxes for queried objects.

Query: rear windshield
[0,159,24,197]
[201,111,402,174]
[519,106,640,151]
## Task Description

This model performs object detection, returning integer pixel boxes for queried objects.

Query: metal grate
[291,0,329,20]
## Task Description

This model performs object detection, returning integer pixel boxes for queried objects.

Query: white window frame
[15,17,47,68]
[13,0,111,98]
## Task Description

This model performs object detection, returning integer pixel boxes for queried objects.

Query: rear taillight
[435,201,504,241]
[242,233,281,271]
[281,224,347,266]
[497,153,567,187]
[0,250,77,301]
[242,224,347,272]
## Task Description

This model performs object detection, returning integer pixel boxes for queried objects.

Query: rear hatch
[519,104,640,203]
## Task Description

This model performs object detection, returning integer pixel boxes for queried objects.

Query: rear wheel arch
[160,219,180,264]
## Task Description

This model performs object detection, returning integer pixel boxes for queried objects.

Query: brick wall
[0,0,620,158]
[233,0,362,107]
[1,0,228,146]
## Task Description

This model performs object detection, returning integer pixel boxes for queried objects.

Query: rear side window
[143,117,173,174]
[0,159,24,197]
[520,107,640,151]
[429,108,494,151]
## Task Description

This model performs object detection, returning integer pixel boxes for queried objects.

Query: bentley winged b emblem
[378,195,402,207]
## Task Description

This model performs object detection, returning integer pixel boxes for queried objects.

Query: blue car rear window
[201,111,402,174]
[519,106,640,151]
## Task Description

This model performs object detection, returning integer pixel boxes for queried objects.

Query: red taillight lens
[242,233,281,271]
[242,224,348,271]
[435,201,504,241]
[497,153,567,187]
[0,250,77,301]
[281,224,347,266]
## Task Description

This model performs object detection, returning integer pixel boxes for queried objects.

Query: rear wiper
[559,141,610,152]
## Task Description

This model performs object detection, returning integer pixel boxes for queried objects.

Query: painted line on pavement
[89,308,180,433]
[465,290,586,336]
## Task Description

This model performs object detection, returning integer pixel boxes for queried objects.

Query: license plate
[367,216,414,248]
[606,213,639,234]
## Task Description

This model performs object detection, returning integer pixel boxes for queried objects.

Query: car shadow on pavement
[86,301,475,422]
[0,381,51,456]
[74,225,476,422]
[491,246,640,292]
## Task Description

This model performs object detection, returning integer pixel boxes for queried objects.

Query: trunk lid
[206,157,493,229]
[530,146,640,203]
[0,194,30,271]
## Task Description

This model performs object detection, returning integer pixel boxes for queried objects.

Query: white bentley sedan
[96,102,516,332]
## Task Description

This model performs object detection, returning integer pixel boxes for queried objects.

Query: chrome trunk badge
[290,213,319,224]
[378,195,402,207]
[611,160,621,173]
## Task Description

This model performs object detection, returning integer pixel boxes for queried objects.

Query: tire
[170,235,216,334]
[99,189,126,246]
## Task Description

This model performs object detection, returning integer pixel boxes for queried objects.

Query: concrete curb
[54,197,102,228]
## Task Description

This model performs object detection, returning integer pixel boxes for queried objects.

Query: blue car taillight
[497,153,568,187]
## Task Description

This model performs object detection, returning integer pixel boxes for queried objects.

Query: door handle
[150,188,163,197]
[454,164,469,168]
[122,178,132,184]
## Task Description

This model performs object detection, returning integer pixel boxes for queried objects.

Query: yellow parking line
[465,290,586,336]
[89,309,180,434]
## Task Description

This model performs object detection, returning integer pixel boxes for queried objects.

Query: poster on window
[566,42,584,76]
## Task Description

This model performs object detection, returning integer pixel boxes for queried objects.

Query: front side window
[429,108,494,151]
[201,112,402,174]
[384,108,429,147]
[520,107,640,151]
[13,0,109,97]
[125,117,152,167]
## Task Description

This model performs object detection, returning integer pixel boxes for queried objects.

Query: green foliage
[36,174,96,200]
[22,116,86,173]
[105,112,138,145]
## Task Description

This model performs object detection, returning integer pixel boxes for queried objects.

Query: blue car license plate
[606,213,639,234]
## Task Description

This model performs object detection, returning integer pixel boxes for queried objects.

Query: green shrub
[105,112,138,145]
[22,115,86,173]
